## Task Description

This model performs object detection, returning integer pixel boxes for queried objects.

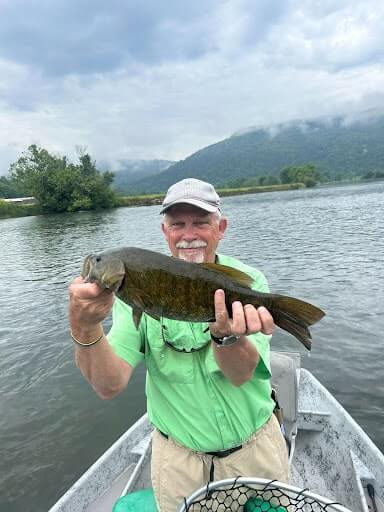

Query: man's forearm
[73,325,133,399]
[212,336,259,386]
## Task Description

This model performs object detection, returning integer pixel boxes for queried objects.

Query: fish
[81,247,325,350]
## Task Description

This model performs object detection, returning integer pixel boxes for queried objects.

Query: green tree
[362,170,384,180]
[280,164,322,187]
[0,176,22,198]
[9,145,116,213]
[259,175,279,185]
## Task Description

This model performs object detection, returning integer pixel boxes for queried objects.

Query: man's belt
[158,429,242,458]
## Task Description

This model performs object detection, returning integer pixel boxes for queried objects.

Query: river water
[1,182,383,511]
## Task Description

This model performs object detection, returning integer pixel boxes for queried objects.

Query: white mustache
[176,240,207,249]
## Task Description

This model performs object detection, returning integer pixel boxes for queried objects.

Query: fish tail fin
[270,295,325,350]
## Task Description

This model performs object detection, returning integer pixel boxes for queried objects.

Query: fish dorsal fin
[200,263,254,288]
[132,308,143,329]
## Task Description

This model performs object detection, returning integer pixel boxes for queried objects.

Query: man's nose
[181,224,197,241]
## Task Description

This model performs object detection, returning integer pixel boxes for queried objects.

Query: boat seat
[112,487,157,512]
[270,351,300,465]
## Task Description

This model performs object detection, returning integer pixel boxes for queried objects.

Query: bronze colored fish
[81,247,325,350]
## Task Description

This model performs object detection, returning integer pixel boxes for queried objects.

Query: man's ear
[161,222,168,240]
[218,216,227,239]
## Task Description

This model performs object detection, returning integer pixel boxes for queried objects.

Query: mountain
[111,159,176,194]
[128,115,384,193]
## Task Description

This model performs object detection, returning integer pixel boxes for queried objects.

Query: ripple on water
[0,182,384,511]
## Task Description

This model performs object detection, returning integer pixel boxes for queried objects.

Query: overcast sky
[1,0,384,174]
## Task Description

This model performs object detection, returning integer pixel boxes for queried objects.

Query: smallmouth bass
[81,247,325,350]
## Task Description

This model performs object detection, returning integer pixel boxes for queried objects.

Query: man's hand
[69,277,114,337]
[68,277,132,399]
[209,289,275,339]
[209,289,275,386]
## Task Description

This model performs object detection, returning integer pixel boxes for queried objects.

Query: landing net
[178,478,352,512]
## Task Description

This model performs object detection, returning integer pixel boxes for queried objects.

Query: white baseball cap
[160,178,221,214]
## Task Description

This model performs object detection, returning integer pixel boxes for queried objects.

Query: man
[69,178,289,511]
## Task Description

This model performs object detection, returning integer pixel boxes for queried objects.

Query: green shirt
[108,253,275,452]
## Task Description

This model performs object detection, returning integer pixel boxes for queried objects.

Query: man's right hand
[68,277,132,399]
[69,277,114,337]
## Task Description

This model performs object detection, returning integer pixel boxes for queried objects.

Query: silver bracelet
[70,330,104,347]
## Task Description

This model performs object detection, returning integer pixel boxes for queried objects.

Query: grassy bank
[116,183,304,208]
[0,200,42,219]
[217,183,304,197]
[0,183,304,218]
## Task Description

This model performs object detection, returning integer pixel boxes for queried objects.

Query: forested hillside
[128,116,384,193]
[112,159,175,194]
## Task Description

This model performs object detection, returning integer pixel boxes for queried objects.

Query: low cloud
[1,0,384,174]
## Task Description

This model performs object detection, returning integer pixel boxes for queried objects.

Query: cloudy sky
[1,0,384,174]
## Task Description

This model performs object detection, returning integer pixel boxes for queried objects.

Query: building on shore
[2,197,37,205]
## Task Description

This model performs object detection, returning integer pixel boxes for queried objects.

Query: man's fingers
[243,304,262,333]
[72,276,85,285]
[209,289,231,336]
[257,306,275,335]
[214,289,229,323]
[231,301,247,335]
[211,293,275,338]
[70,279,109,300]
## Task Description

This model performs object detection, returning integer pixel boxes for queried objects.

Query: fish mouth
[81,255,93,281]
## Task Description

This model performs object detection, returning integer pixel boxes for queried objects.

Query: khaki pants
[151,414,289,512]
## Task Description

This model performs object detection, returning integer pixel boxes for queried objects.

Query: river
[0,181,383,511]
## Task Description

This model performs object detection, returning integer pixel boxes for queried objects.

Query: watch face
[221,335,240,346]
[211,333,240,346]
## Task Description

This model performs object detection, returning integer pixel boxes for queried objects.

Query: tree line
[222,164,324,189]
[2,145,383,214]
[0,145,116,213]
[221,164,384,189]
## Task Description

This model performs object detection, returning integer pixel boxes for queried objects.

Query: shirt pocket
[146,343,196,384]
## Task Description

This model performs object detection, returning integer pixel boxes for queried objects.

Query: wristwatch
[210,333,241,346]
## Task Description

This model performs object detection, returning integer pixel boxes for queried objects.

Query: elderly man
[69,178,288,511]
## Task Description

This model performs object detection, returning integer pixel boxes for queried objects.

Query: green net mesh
[179,478,352,512]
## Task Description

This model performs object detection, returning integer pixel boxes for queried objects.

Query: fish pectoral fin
[145,311,161,322]
[129,287,150,309]
[129,288,161,325]
[200,263,254,288]
[132,307,160,326]
[132,308,144,329]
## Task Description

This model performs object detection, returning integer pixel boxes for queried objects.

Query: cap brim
[160,198,219,214]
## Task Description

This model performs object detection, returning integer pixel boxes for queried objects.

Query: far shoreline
[2,179,382,219]
[116,183,304,208]
[0,183,304,219]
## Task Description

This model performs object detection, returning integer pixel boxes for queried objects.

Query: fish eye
[96,256,101,263]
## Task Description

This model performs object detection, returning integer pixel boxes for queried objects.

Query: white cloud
[1,0,384,174]
[261,1,384,70]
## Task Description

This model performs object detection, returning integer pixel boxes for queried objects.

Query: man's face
[161,204,227,263]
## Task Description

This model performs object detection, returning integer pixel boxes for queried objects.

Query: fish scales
[81,247,325,350]
[121,252,237,320]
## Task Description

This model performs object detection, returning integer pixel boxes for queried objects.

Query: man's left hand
[209,289,275,339]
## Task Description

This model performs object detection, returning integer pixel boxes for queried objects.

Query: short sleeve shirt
[108,253,275,452]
